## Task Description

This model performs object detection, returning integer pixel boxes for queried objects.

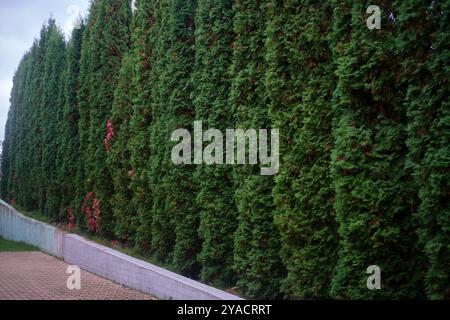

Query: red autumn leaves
[82,192,101,234]
[103,118,116,151]
[65,120,132,235]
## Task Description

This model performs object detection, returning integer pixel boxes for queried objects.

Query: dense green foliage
[59,22,85,222]
[266,0,337,299]
[144,1,201,277]
[1,0,449,299]
[395,0,450,299]
[193,0,237,286]
[1,19,66,219]
[40,22,67,219]
[128,0,155,253]
[79,0,132,237]
[165,0,200,277]
[329,0,421,299]
[107,53,136,242]
[230,0,284,299]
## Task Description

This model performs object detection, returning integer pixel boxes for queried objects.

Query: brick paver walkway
[0,252,156,300]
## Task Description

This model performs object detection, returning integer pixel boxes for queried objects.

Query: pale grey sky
[0,0,90,141]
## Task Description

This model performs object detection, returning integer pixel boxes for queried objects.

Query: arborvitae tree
[146,0,175,263]
[396,0,450,299]
[129,0,155,253]
[14,48,35,209]
[146,0,200,276]
[0,80,13,199]
[107,53,136,242]
[266,0,337,299]
[330,0,422,299]
[0,104,12,199]
[39,20,66,219]
[2,20,66,219]
[77,2,99,228]
[193,0,237,286]
[29,25,53,210]
[230,0,284,299]
[21,43,44,209]
[10,51,31,206]
[152,0,200,277]
[58,22,85,221]
[81,0,132,236]
[1,53,31,203]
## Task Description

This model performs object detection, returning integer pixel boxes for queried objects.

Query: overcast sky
[0,0,90,142]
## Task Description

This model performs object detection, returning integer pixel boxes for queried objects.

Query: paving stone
[0,252,156,300]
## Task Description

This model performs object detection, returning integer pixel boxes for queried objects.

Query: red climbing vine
[103,118,116,151]
[67,207,76,232]
[81,192,101,234]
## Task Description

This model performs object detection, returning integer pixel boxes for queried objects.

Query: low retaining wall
[0,200,242,300]
[64,234,241,300]
[0,200,64,258]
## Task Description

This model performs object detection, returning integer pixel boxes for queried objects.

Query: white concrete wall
[64,234,242,300]
[0,200,242,300]
[0,200,64,258]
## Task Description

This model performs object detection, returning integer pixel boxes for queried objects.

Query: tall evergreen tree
[58,22,85,222]
[330,0,421,299]
[150,0,200,277]
[2,20,67,220]
[107,53,136,242]
[14,48,36,209]
[230,0,284,299]
[193,0,237,286]
[29,24,54,211]
[80,0,132,236]
[39,20,66,219]
[396,0,450,299]
[145,0,200,277]
[146,0,176,264]
[22,42,45,209]
[1,53,32,203]
[129,0,156,253]
[266,0,337,299]
[77,1,100,228]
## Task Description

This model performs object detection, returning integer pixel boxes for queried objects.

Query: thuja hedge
[1,0,448,299]
[266,0,337,299]
[193,0,237,286]
[329,0,422,299]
